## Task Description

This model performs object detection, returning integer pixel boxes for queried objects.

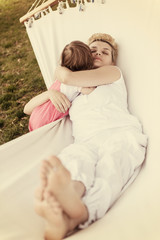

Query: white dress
[58,70,147,228]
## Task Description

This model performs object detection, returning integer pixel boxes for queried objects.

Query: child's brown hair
[61,41,94,71]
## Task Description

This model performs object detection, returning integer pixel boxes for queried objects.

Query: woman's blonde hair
[61,41,94,71]
[88,33,118,64]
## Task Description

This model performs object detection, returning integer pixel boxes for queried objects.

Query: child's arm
[24,89,71,115]
[24,91,49,115]
[48,89,71,113]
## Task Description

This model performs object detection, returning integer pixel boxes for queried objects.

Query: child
[24,41,94,131]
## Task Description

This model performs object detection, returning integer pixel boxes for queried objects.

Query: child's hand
[48,89,71,113]
[81,87,96,95]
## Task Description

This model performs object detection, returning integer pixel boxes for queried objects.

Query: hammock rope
[28,0,48,13]
[20,0,105,23]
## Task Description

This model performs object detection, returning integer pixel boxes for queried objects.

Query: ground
[0,0,46,145]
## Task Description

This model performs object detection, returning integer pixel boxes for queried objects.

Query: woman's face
[89,41,113,68]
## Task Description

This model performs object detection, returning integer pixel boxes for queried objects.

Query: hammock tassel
[26,17,34,28]
[34,11,41,19]
[79,1,85,12]
[58,1,65,14]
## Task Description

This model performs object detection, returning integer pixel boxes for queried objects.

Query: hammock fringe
[19,0,59,23]
[20,0,103,23]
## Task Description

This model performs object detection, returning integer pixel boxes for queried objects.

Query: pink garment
[29,80,69,131]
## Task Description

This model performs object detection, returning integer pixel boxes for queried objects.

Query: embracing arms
[24,66,119,115]
[55,65,121,87]
[23,85,94,115]
[24,89,71,115]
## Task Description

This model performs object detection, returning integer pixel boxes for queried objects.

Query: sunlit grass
[0,0,46,144]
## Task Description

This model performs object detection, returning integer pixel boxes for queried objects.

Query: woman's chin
[93,63,102,68]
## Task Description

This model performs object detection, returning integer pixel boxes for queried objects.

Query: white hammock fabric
[0,0,160,239]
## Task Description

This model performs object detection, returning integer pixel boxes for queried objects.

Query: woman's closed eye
[102,51,109,55]
[91,50,109,55]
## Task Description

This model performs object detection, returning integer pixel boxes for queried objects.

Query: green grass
[0,0,89,145]
[0,0,46,145]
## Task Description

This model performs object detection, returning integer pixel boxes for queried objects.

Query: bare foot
[39,192,69,240]
[46,156,88,219]
[35,159,52,201]
[34,186,68,240]
[40,160,52,189]
[43,192,88,240]
[34,186,46,217]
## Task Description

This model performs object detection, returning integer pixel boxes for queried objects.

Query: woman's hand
[81,87,96,95]
[48,89,71,113]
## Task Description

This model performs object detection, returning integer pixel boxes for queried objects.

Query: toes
[47,156,62,169]
[41,160,51,175]
[47,156,71,179]
[44,189,51,199]
[35,187,44,200]
[40,160,52,187]
[45,192,62,214]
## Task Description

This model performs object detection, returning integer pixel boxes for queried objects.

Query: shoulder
[98,65,121,84]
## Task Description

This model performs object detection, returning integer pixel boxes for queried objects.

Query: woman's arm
[24,89,71,115]
[80,87,96,95]
[55,65,121,87]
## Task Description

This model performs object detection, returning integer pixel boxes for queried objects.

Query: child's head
[88,33,118,64]
[61,41,94,71]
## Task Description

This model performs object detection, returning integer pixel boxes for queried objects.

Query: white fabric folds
[0,117,73,240]
[0,0,160,240]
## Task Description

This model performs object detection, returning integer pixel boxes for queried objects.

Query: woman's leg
[35,191,88,240]
[34,156,89,239]
[35,141,98,238]
[79,130,147,228]
[57,142,97,193]
[40,156,87,218]
[35,159,85,202]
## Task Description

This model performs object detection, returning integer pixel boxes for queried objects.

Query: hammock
[0,0,160,239]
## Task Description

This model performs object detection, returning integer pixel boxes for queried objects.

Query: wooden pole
[19,0,59,23]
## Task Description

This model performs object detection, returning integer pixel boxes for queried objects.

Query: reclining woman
[34,33,147,240]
